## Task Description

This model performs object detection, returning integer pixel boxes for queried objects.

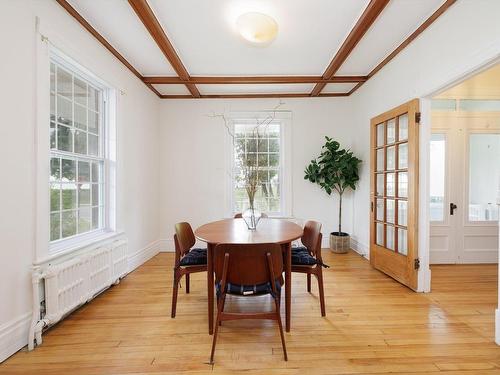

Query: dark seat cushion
[179,248,207,266]
[291,246,318,266]
[216,279,282,297]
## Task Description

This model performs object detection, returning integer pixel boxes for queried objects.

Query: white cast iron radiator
[28,239,128,350]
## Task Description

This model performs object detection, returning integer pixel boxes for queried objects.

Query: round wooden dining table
[195,218,303,334]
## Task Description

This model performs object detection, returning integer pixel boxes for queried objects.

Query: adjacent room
[1,0,500,374]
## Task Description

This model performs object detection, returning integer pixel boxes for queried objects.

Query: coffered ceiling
[59,0,456,99]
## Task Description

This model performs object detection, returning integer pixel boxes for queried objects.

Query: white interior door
[430,113,500,264]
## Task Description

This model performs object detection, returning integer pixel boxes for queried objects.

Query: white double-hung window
[49,53,110,247]
[228,112,292,217]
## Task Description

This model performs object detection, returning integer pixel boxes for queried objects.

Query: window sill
[35,230,124,266]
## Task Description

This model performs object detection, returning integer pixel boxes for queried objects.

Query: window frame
[224,111,292,218]
[35,41,117,262]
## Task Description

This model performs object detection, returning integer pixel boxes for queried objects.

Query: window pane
[57,95,72,126]
[74,104,87,130]
[376,174,384,196]
[386,173,395,197]
[92,206,100,229]
[61,210,77,238]
[62,159,76,181]
[91,162,100,183]
[50,93,55,122]
[398,114,408,141]
[269,153,279,167]
[376,148,384,171]
[78,183,91,207]
[376,223,384,246]
[57,125,73,152]
[398,228,408,255]
[50,157,60,181]
[386,225,395,251]
[74,77,87,107]
[91,184,100,206]
[50,62,55,92]
[387,119,396,144]
[269,139,279,152]
[398,143,408,169]
[386,199,395,224]
[461,99,500,112]
[74,130,87,155]
[398,172,408,198]
[432,99,457,111]
[376,123,384,147]
[88,134,98,156]
[50,212,61,241]
[50,184,61,212]
[387,146,395,170]
[376,199,384,221]
[62,183,77,209]
[88,86,100,112]
[78,207,91,233]
[88,110,99,134]
[430,134,446,221]
[56,67,72,100]
[398,200,408,226]
[469,133,500,221]
[78,161,90,182]
[50,121,56,149]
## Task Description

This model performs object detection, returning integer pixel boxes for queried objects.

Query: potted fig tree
[304,137,362,253]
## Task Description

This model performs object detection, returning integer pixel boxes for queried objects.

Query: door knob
[450,203,457,215]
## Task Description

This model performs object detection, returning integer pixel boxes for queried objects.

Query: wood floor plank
[1,251,499,374]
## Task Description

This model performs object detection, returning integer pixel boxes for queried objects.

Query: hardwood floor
[2,251,499,374]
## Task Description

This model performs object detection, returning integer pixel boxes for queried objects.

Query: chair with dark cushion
[291,220,328,316]
[233,212,269,219]
[210,243,287,364]
[171,222,207,318]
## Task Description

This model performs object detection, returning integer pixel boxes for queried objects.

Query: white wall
[158,98,360,250]
[0,0,160,361]
[350,0,500,271]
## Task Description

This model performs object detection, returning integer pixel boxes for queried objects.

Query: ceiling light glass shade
[236,12,278,45]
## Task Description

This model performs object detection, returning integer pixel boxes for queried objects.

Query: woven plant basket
[330,232,350,254]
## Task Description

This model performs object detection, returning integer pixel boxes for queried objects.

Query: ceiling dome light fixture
[236,12,278,46]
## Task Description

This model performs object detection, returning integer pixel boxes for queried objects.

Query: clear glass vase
[242,207,262,230]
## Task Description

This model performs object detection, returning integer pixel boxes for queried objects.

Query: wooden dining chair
[171,222,207,318]
[291,221,328,317]
[210,243,287,364]
[233,212,268,218]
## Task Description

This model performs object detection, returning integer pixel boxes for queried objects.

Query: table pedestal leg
[284,242,291,332]
[207,243,214,335]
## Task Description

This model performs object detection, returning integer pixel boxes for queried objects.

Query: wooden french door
[370,99,420,291]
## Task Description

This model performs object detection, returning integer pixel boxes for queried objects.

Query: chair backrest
[214,243,283,286]
[233,212,269,219]
[301,221,322,257]
[174,222,196,258]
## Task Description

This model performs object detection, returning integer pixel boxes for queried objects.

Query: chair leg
[185,273,190,294]
[274,296,288,361]
[171,270,180,318]
[317,268,326,317]
[307,273,311,293]
[218,295,226,326]
[210,294,225,364]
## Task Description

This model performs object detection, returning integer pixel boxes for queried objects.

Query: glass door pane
[468,133,500,221]
[430,134,446,221]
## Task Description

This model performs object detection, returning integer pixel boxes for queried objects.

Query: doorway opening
[428,62,500,343]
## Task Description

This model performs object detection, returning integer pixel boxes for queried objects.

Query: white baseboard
[0,312,31,363]
[127,239,162,270]
[350,237,368,258]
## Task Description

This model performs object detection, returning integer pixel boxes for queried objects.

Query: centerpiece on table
[304,137,361,253]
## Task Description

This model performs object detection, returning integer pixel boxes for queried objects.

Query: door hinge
[415,112,421,124]
[414,258,420,270]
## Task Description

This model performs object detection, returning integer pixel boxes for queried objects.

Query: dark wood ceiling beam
[348,0,457,96]
[128,0,200,97]
[160,93,349,99]
[55,0,161,98]
[310,0,390,96]
[144,76,368,85]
